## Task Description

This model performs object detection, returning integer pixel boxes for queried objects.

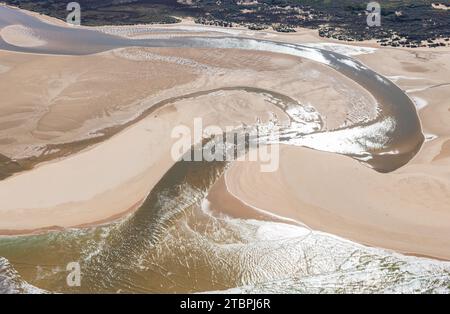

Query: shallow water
[0,5,424,171]
[1,158,449,293]
[0,5,439,294]
[0,130,446,293]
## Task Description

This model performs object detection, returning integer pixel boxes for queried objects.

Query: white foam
[375,74,390,85]
[199,217,450,294]
[254,222,311,241]
[201,198,213,214]
[339,58,362,70]
[0,257,47,294]
[387,75,424,82]
[282,43,330,65]
[284,104,322,134]
[424,133,438,142]
[285,117,396,156]
[304,43,377,56]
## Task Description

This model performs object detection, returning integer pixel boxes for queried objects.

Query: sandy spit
[0,24,46,47]
[211,46,450,260]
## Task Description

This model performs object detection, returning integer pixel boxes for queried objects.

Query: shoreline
[3,3,450,53]
[1,4,449,264]
[207,144,450,261]
[0,86,293,233]
[0,33,386,234]
[0,197,145,237]
[0,4,423,173]
[208,169,450,262]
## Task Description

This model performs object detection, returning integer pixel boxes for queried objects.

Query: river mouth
[1,5,445,294]
[1,156,450,293]
[0,5,425,173]
[0,157,227,293]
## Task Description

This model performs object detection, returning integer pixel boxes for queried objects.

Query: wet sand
[0,6,388,181]
[210,45,450,260]
[0,43,382,234]
[211,144,450,260]
[0,87,291,233]
[0,4,426,174]
[1,4,449,263]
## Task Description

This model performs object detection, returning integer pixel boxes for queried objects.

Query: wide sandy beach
[209,43,450,260]
[0,39,373,233]
[1,4,449,263]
